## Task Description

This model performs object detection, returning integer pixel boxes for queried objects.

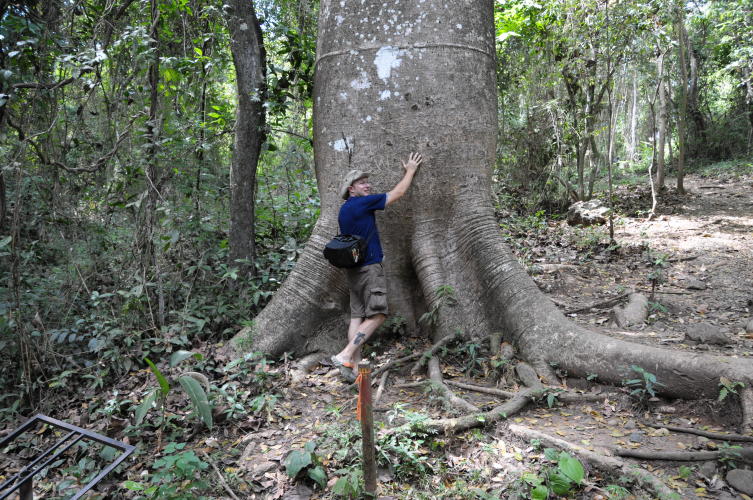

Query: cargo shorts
[345,263,388,318]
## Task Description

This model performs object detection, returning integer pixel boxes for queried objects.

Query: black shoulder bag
[323,229,375,268]
[322,235,365,268]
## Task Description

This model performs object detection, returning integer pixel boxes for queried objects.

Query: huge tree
[230,0,753,431]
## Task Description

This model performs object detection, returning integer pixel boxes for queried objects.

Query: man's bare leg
[334,313,386,366]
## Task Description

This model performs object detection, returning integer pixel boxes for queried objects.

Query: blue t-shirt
[338,193,387,266]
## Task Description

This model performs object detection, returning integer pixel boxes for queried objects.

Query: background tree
[227,0,267,279]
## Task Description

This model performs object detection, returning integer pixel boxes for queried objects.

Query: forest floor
[224,171,753,500]
[2,170,752,500]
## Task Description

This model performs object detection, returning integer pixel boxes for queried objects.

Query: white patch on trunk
[331,137,354,152]
[335,15,345,25]
[374,46,403,81]
[239,23,248,31]
[379,90,392,100]
[350,71,371,90]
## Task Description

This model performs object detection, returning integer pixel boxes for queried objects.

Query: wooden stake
[358,361,377,497]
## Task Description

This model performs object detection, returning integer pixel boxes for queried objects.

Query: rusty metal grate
[0,414,134,500]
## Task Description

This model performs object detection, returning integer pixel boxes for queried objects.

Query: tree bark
[656,51,667,190]
[227,0,266,279]
[674,3,688,194]
[229,0,753,431]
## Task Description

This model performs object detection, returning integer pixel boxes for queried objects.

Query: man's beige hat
[340,169,369,200]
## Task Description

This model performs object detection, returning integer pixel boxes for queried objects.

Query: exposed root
[515,362,544,389]
[507,425,682,500]
[410,330,462,376]
[614,447,753,465]
[643,422,753,442]
[741,386,753,434]
[445,380,608,403]
[489,331,503,355]
[428,358,479,414]
[289,352,326,385]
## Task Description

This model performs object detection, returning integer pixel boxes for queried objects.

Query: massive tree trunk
[227,0,266,278]
[230,0,753,430]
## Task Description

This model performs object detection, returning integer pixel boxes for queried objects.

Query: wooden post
[358,361,377,497]
[19,478,33,500]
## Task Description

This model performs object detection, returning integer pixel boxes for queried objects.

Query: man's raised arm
[386,152,423,206]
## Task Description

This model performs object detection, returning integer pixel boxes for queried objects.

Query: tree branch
[12,78,75,91]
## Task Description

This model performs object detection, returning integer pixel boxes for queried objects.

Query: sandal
[331,356,356,383]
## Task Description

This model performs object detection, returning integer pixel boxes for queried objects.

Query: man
[331,152,423,381]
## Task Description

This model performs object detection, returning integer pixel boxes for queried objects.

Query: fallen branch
[564,291,632,315]
[383,387,538,437]
[374,370,389,406]
[410,331,462,376]
[668,255,699,263]
[508,425,681,500]
[372,352,421,379]
[614,447,753,464]
[643,422,753,443]
[200,451,241,500]
[445,380,608,403]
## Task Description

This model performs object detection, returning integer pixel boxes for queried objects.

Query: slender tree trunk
[674,3,688,194]
[656,51,667,190]
[629,70,638,162]
[687,47,706,154]
[139,0,165,327]
[229,0,753,432]
[227,0,266,279]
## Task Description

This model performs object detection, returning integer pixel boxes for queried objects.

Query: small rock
[654,406,677,414]
[282,483,314,500]
[698,460,716,478]
[726,468,753,495]
[607,419,619,426]
[685,323,730,346]
[685,279,707,290]
[624,419,637,430]
[746,318,753,334]
[629,431,644,443]
[567,200,609,227]
[714,493,738,500]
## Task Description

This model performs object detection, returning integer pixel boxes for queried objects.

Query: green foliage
[137,352,213,429]
[718,377,745,402]
[718,442,744,468]
[283,441,327,489]
[604,483,631,499]
[623,365,664,406]
[332,465,364,499]
[645,248,670,299]
[123,442,210,499]
[378,405,437,481]
[521,449,585,499]
[418,285,457,327]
